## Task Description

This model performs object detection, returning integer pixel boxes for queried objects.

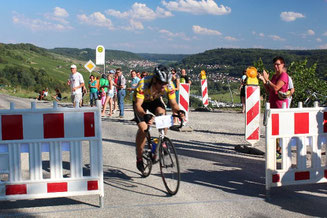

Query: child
[101,87,106,106]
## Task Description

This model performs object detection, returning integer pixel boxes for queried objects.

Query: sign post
[96,45,105,74]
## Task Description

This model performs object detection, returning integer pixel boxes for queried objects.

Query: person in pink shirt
[258,56,289,108]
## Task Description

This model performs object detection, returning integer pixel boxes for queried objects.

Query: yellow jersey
[134,74,176,102]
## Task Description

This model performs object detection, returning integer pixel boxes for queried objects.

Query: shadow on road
[103,165,168,197]
[104,136,327,216]
[174,139,327,217]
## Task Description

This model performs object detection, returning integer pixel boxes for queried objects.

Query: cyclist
[133,65,184,173]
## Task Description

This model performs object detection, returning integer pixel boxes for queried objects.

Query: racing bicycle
[141,114,183,195]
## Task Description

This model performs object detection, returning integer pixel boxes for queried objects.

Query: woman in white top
[101,72,114,117]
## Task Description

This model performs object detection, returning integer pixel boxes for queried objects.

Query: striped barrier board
[265,102,327,193]
[0,101,104,207]
[245,86,260,145]
[179,83,190,123]
[201,79,208,107]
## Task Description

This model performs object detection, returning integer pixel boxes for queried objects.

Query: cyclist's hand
[177,110,185,119]
[144,114,154,125]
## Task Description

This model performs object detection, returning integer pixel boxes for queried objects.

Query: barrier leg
[99,195,104,208]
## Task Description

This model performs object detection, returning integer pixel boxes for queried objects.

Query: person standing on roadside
[88,75,98,107]
[239,70,247,113]
[116,68,126,118]
[258,56,289,159]
[258,56,289,108]
[180,69,192,85]
[127,70,141,101]
[67,64,84,108]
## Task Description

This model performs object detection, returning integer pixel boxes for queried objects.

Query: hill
[0,43,88,93]
[173,48,327,80]
[137,53,189,65]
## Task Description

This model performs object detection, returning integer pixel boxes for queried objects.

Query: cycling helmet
[153,65,172,83]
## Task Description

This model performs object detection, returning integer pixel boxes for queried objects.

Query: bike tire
[141,136,153,177]
[159,137,180,195]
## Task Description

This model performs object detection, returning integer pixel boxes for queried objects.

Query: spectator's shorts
[71,93,82,105]
[133,98,166,124]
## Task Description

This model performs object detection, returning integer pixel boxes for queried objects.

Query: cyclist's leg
[136,122,147,160]
[133,101,149,172]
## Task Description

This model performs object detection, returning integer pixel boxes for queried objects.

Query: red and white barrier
[179,83,190,123]
[245,86,260,145]
[201,79,208,107]
[265,102,327,193]
[0,101,104,207]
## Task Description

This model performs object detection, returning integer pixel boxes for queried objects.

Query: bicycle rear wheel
[141,136,153,177]
[159,137,180,195]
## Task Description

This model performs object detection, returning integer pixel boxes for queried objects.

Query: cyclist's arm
[169,98,180,114]
[135,97,146,117]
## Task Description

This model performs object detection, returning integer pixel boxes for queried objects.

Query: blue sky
[1,0,327,54]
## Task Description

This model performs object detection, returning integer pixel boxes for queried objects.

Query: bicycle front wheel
[159,137,180,195]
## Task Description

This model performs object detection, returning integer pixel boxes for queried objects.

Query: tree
[288,60,327,107]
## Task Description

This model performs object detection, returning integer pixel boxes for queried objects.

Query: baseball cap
[70,64,77,69]
[109,69,115,74]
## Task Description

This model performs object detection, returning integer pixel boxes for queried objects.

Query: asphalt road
[0,94,327,217]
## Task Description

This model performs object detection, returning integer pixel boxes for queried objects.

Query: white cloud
[307,29,315,36]
[45,7,69,24]
[106,3,173,20]
[12,12,72,31]
[106,9,129,19]
[280,11,305,22]
[319,44,327,49]
[106,3,172,30]
[316,38,322,42]
[123,19,144,31]
[268,35,285,41]
[54,7,68,17]
[77,12,113,29]
[162,0,231,15]
[159,29,190,40]
[323,32,327,36]
[252,31,264,37]
[224,36,237,41]
[192,25,222,36]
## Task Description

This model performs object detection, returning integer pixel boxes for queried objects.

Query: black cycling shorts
[133,98,166,124]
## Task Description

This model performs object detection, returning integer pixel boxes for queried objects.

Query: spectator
[81,86,88,107]
[52,88,62,102]
[37,89,45,100]
[286,68,295,108]
[136,71,141,79]
[258,56,289,109]
[180,69,192,85]
[67,64,85,108]
[96,76,100,99]
[141,71,148,78]
[43,88,49,99]
[100,87,106,107]
[101,72,115,117]
[88,75,98,107]
[113,71,119,114]
[127,70,141,101]
[99,74,109,111]
[116,68,126,118]
[239,70,247,113]
[258,56,289,159]
[171,69,180,104]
